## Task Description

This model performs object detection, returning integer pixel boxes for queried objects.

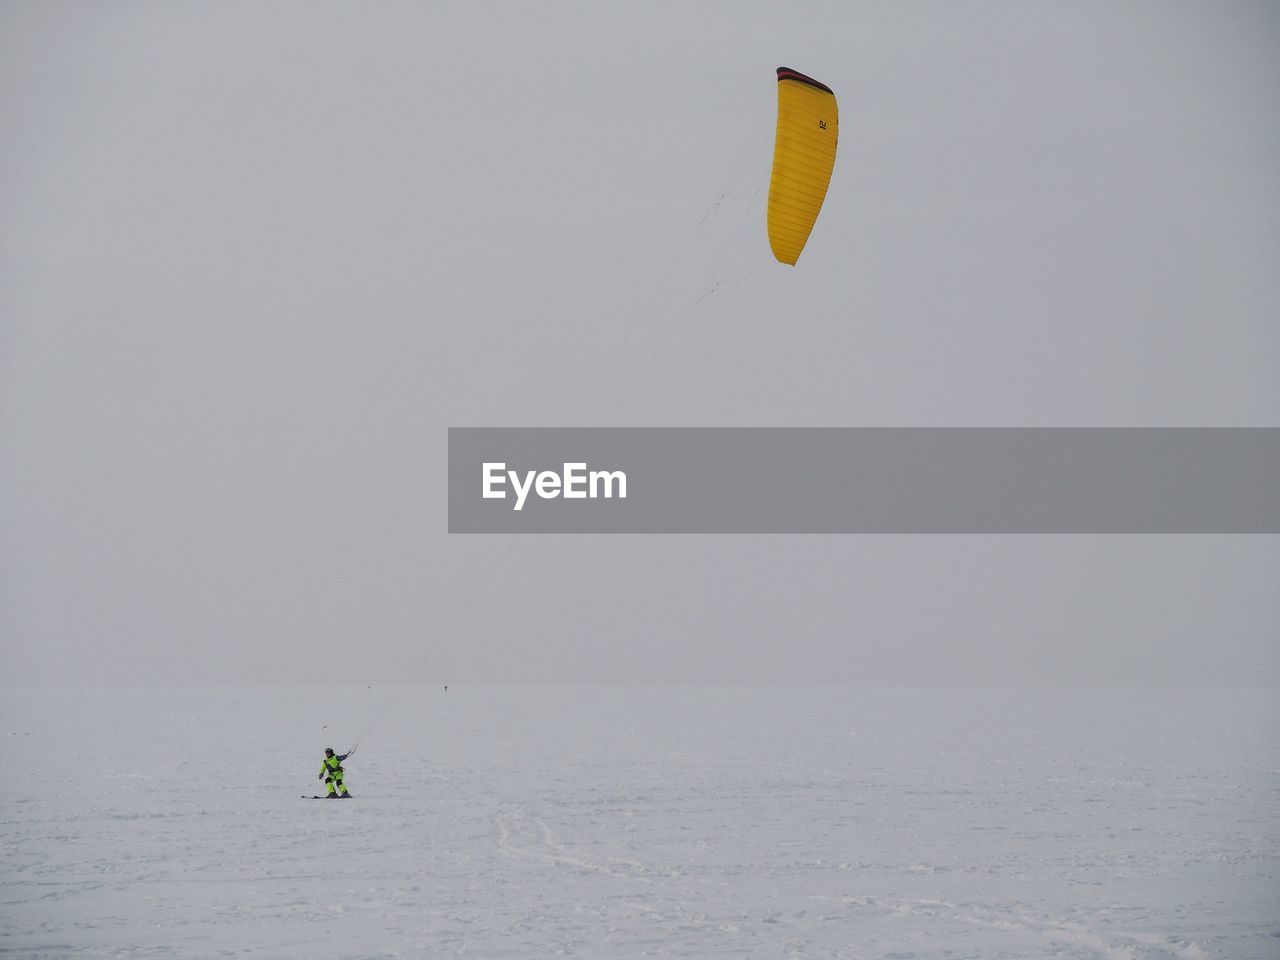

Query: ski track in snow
[1,686,1277,959]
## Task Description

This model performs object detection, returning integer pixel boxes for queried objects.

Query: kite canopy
[767,67,838,266]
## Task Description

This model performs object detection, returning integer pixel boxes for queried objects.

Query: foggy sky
[3,1,1278,685]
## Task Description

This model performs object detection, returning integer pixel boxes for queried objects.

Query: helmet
[325,748,335,756]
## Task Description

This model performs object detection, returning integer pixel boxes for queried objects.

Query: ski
[302,795,356,799]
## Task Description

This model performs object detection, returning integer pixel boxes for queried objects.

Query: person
[319,747,352,798]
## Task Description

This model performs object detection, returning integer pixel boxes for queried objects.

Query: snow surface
[3,686,1277,959]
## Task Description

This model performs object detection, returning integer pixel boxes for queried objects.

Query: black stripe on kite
[776,67,834,95]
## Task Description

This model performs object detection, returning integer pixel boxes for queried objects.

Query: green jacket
[320,753,348,778]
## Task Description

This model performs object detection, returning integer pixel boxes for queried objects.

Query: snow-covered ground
[3,685,1276,958]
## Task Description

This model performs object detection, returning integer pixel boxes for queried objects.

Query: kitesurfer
[319,747,352,798]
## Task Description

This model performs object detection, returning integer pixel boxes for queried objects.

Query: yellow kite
[767,67,839,266]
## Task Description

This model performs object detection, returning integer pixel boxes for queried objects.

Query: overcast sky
[3,2,1277,685]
